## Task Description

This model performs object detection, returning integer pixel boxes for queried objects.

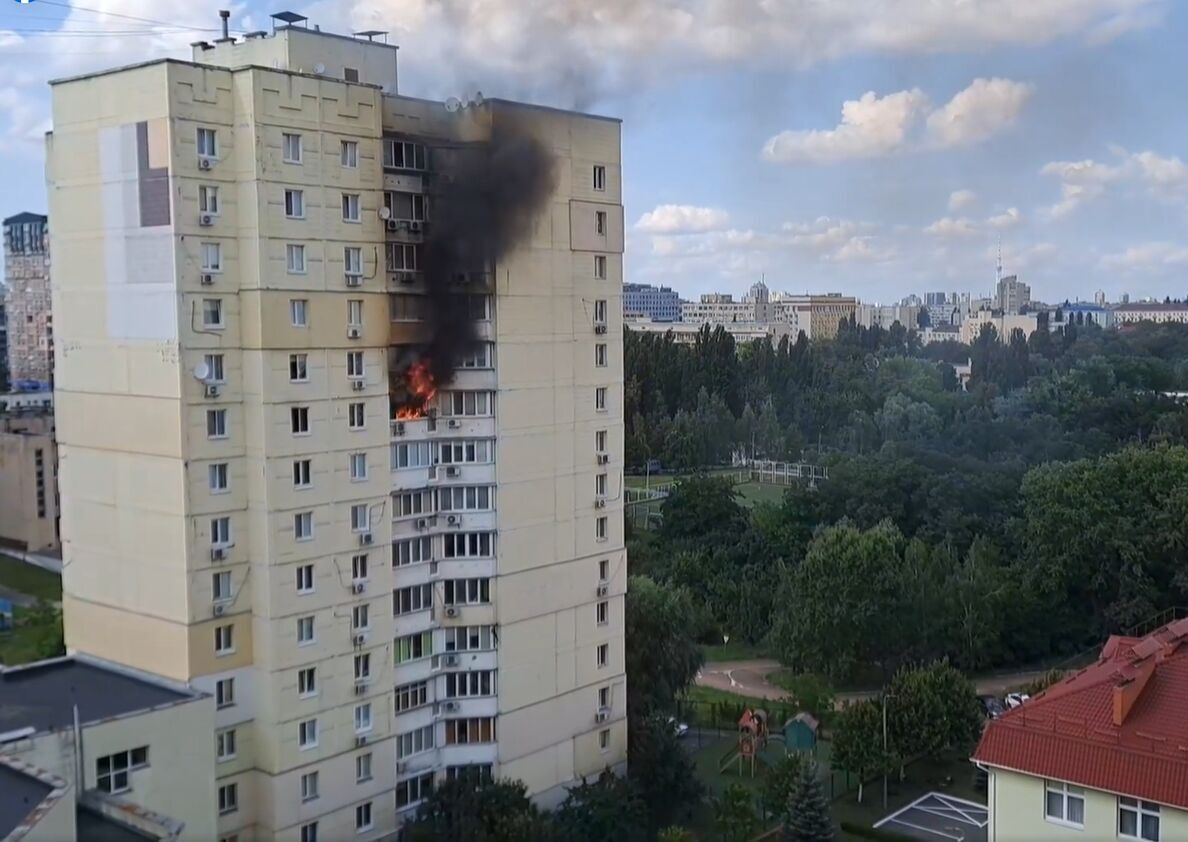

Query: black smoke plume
[395,116,556,413]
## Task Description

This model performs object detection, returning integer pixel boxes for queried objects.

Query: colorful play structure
[718,707,820,777]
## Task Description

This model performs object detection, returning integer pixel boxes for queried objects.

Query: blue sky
[2,0,1186,304]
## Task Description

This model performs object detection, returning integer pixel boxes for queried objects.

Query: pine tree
[783,763,834,842]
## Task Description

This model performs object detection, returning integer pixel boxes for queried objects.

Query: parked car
[979,695,1006,718]
[667,716,689,739]
[1005,692,1030,709]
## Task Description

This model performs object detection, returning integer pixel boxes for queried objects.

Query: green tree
[761,752,807,823]
[830,700,889,804]
[783,763,835,842]
[628,716,704,830]
[772,521,909,681]
[886,660,983,765]
[404,779,554,842]
[624,576,705,723]
[714,783,758,842]
[657,827,694,842]
[555,770,649,842]
[660,476,749,549]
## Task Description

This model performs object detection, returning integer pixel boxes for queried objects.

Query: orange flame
[395,360,438,419]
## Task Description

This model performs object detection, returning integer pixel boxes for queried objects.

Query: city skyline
[2,2,1188,305]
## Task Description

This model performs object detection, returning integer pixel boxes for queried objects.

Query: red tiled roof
[973,619,1188,809]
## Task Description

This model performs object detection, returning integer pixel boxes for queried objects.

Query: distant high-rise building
[924,292,948,307]
[623,282,681,321]
[995,274,1031,315]
[1095,289,1107,306]
[3,212,52,385]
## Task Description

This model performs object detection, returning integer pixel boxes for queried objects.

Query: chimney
[1113,656,1157,726]
[217,10,232,43]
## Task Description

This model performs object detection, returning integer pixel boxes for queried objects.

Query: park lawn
[685,684,788,709]
[734,481,787,507]
[0,555,61,602]
[700,639,772,662]
[0,604,63,665]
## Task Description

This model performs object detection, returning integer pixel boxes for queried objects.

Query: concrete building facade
[994,274,1030,315]
[0,408,58,552]
[1114,301,1188,325]
[48,20,625,841]
[3,213,53,386]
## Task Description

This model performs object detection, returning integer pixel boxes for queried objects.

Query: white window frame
[349,452,368,481]
[296,563,315,594]
[291,406,310,435]
[355,753,373,783]
[595,210,607,235]
[352,603,370,631]
[348,402,366,430]
[294,511,314,541]
[341,140,358,168]
[199,184,220,215]
[286,243,307,274]
[216,728,236,762]
[348,298,363,327]
[201,242,222,272]
[215,623,234,655]
[289,353,309,383]
[212,570,232,602]
[594,254,607,279]
[293,459,312,489]
[597,643,609,667]
[1119,797,1161,841]
[354,702,373,734]
[202,298,224,329]
[355,802,373,833]
[300,770,319,802]
[597,600,609,625]
[599,728,610,751]
[346,350,365,380]
[595,387,608,411]
[282,132,303,164]
[218,783,238,815]
[298,666,317,698]
[300,823,318,842]
[284,189,305,219]
[342,193,361,222]
[298,718,318,750]
[596,515,608,541]
[290,298,309,327]
[207,408,228,439]
[197,127,218,159]
[297,615,315,645]
[595,343,608,367]
[593,164,606,191]
[1044,780,1086,829]
[216,677,235,708]
[351,553,369,582]
[211,516,232,547]
[209,462,229,493]
[351,504,370,533]
[344,247,363,278]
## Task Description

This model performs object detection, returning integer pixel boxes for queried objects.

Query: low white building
[1114,301,1188,325]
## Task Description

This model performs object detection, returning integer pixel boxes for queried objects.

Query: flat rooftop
[0,657,196,734]
[0,763,54,840]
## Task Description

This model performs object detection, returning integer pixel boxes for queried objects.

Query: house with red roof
[973,618,1188,841]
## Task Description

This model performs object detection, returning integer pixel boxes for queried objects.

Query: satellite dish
[472,91,484,106]
[444,97,461,113]
[313,62,326,74]
[193,361,211,381]
[378,206,391,220]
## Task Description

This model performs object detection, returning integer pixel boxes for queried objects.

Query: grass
[0,603,64,665]
[0,555,61,602]
[830,754,984,835]
[684,684,788,709]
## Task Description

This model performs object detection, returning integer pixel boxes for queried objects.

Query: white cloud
[762,89,929,163]
[763,77,1031,164]
[987,207,1023,228]
[924,216,978,238]
[0,30,24,49]
[948,189,977,211]
[925,77,1034,147]
[1040,149,1188,218]
[1101,242,1188,271]
[333,0,1155,103]
[635,204,731,234]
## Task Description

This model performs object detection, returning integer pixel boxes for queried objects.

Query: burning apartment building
[46,13,625,840]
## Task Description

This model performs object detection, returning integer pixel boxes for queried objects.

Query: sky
[1,0,1186,305]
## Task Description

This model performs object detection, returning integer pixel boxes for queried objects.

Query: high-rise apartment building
[48,16,625,841]
[3,212,53,385]
[995,274,1031,315]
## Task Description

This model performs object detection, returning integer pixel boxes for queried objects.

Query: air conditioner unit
[204,384,220,399]
[352,582,367,594]
[442,700,459,712]
[445,606,459,619]
[446,514,460,526]
[596,584,609,598]
[347,327,362,339]
[345,274,363,288]
[444,466,460,478]
[356,735,369,747]
[595,708,610,723]
[596,453,609,465]
[594,324,608,335]
[392,421,405,436]
[200,273,214,286]
[198,157,213,170]
[210,547,227,562]
[409,221,423,233]
[415,518,429,530]
[351,380,366,391]
[447,419,461,429]
[385,219,399,232]
[359,532,373,546]
[442,654,459,667]
[199,214,214,227]
[354,681,368,695]
[213,603,226,616]
[353,633,367,646]
[594,497,606,509]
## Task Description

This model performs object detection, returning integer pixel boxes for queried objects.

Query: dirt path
[695,659,1052,706]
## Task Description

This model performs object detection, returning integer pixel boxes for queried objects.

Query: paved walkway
[696,659,1051,706]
